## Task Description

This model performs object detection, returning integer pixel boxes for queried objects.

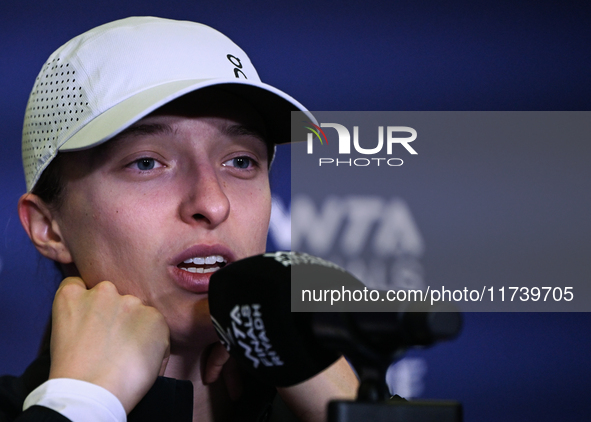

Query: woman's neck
[164,343,234,422]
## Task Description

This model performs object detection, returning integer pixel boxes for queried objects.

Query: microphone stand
[328,359,462,422]
[311,312,463,422]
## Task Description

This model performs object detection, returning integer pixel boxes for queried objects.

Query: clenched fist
[49,277,170,414]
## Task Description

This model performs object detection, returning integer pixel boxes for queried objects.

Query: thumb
[159,344,171,377]
[203,342,230,385]
[57,276,88,292]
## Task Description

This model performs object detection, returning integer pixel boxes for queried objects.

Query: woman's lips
[170,245,235,293]
[169,266,213,293]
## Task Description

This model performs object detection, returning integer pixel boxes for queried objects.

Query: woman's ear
[18,193,73,264]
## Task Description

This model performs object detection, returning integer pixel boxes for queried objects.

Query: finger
[159,344,171,377]
[222,357,243,401]
[203,342,230,385]
[56,276,88,293]
[52,277,89,314]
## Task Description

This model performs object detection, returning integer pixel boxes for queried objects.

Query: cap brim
[60,78,315,151]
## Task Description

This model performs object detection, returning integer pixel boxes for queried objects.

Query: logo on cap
[227,54,247,79]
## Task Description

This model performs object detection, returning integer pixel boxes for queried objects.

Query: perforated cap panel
[23,55,92,190]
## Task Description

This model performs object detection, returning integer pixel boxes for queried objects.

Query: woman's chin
[169,301,220,351]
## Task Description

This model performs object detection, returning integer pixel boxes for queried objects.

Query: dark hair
[31,153,67,210]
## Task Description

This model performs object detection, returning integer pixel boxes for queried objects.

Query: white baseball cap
[22,16,313,192]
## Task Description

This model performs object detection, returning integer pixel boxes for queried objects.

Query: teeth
[178,254,227,275]
[180,266,220,273]
[181,255,226,265]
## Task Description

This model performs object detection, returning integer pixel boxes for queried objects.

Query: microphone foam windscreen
[209,252,341,387]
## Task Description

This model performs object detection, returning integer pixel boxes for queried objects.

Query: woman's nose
[179,165,230,228]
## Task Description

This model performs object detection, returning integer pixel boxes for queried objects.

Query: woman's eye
[130,158,161,171]
[223,156,254,169]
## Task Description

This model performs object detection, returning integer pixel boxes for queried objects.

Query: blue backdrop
[1,1,590,421]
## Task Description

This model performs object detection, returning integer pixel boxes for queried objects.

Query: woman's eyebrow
[89,123,174,163]
[116,122,265,142]
[102,123,174,149]
[117,123,175,139]
[100,122,267,159]
[222,123,266,144]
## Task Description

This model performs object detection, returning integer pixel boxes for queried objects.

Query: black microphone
[208,252,461,387]
[209,252,345,387]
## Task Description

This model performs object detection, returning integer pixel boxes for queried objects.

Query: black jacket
[0,353,280,422]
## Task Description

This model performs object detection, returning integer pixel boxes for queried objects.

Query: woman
[2,16,358,422]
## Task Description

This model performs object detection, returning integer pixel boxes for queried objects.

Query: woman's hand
[277,356,359,422]
[49,277,170,414]
[203,342,243,400]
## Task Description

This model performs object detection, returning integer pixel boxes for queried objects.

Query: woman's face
[51,95,272,349]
